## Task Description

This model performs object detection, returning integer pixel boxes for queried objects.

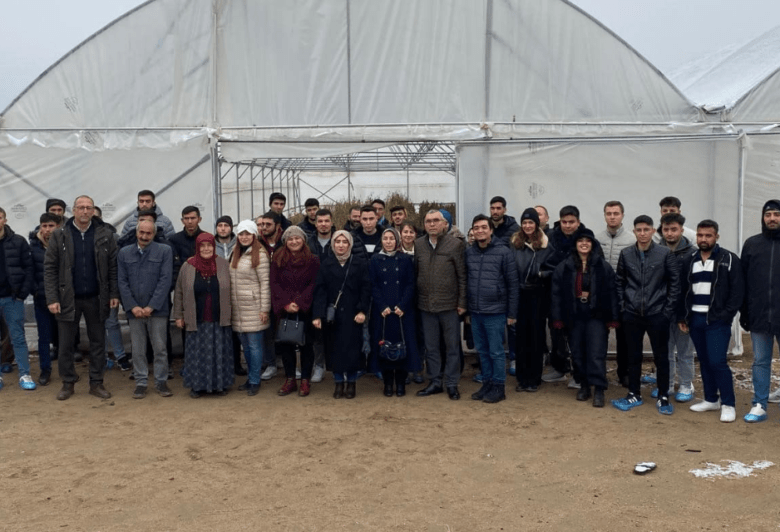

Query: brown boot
[89,382,112,399]
[277,377,297,396]
[57,381,75,401]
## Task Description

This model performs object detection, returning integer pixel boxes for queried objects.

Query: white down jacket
[229,246,271,332]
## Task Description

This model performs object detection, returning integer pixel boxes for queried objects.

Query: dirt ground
[2,334,780,532]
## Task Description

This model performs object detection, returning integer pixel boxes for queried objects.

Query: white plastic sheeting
[742,133,780,239]
[0,135,213,237]
[458,137,742,250]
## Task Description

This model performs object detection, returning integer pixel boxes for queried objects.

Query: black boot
[577,385,591,401]
[483,383,506,403]
[593,387,605,408]
[345,382,356,399]
[333,382,345,399]
[383,383,394,397]
[471,382,492,400]
[383,373,394,397]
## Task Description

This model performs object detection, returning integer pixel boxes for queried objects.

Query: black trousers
[623,312,670,397]
[58,296,106,384]
[515,289,548,386]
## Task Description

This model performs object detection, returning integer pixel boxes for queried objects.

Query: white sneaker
[311,365,325,383]
[768,388,780,403]
[690,399,721,412]
[260,366,277,381]
[720,405,736,423]
[567,378,580,389]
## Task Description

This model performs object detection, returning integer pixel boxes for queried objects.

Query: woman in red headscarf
[174,232,234,397]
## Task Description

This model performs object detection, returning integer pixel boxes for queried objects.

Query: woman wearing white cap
[228,220,271,395]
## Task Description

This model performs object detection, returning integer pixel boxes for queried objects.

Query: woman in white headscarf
[369,228,421,397]
[312,230,371,399]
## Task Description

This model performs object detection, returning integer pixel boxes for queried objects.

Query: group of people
[1,190,779,425]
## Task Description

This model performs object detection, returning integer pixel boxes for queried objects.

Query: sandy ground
[2,334,780,532]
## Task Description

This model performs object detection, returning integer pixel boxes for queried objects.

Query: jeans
[238,330,265,385]
[471,313,507,384]
[749,331,780,409]
[104,305,125,360]
[623,312,670,397]
[421,309,462,387]
[128,316,168,387]
[688,314,734,407]
[58,296,106,384]
[0,297,31,376]
[333,371,359,383]
[668,321,694,393]
[34,301,54,372]
[569,312,608,389]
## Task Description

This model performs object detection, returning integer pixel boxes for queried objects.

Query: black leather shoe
[333,382,345,399]
[416,383,443,396]
[38,370,51,386]
[237,380,250,391]
[345,382,356,399]
[447,386,460,400]
[593,388,605,408]
[383,384,394,397]
[576,385,591,402]
[396,384,406,397]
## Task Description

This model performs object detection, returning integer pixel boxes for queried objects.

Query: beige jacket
[229,247,271,332]
[173,258,232,332]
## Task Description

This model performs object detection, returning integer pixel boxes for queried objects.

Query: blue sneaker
[744,405,768,423]
[640,374,656,385]
[472,373,484,383]
[612,393,643,411]
[0,363,12,374]
[650,388,659,398]
[106,358,115,370]
[508,361,516,376]
[19,374,37,391]
[657,397,674,415]
[675,385,695,403]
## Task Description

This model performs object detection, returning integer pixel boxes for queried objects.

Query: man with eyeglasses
[415,209,467,400]
[44,195,119,400]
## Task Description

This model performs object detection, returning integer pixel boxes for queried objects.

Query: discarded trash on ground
[633,462,657,475]
[690,460,774,479]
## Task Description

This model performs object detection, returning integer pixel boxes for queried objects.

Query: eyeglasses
[75,206,94,212]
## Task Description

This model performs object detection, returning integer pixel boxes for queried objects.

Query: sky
[1,0,780,111]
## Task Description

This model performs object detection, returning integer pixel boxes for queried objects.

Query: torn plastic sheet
[690,460,773,479]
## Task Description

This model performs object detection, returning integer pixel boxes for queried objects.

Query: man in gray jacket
[465,215,519,403]
[118,220,174,399]
[45,195,119,400]
[415,209,467,400]
[596,200,635,387]
[121,189,176,240]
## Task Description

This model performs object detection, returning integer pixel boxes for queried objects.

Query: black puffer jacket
[616,241,680,320]
[740,201,780,333]
[551,250,618,327]
[0,225,34,300]
[512,233,557,291]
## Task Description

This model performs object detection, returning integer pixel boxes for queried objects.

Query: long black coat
[369,252,421,373]
[312,254,371,373]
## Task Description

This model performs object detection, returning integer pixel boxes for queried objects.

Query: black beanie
[763,199,780,214]
[46,198,66,211]
[520,207,540,227]
[216,215,234,229]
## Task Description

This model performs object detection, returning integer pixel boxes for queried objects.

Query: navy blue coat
[369,252,421,373]
[464,237,519,318]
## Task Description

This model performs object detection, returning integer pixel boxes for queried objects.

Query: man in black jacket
[44,196,119,400]
[0,207,36,391]
[29,212,61,386]
[297,198,319,237]
[489,196,520,244]
[740,199,780,423]
[613,215,680,415]
[679,220,743,423]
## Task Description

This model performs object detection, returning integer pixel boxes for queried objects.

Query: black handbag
[379,315,407,362]
[275,315,306,346]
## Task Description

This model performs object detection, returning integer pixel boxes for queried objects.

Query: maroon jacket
[270,254,320,316]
